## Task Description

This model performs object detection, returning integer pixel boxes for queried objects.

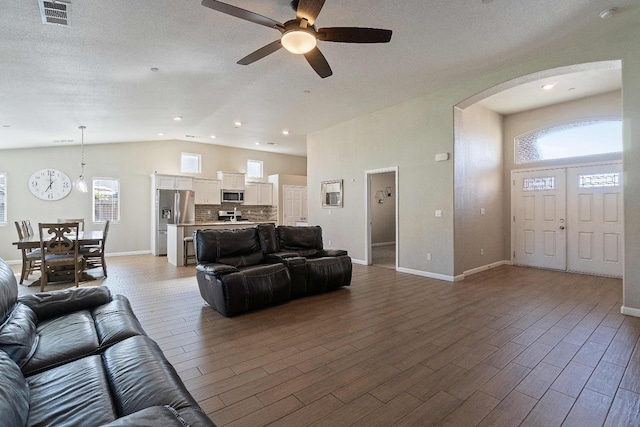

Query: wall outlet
[480,208,485,215]
[480,248,484,255]
[328,210,332,216]
[427,253,432,261]
[328,240,332,246]
[207,210,211,215]
[435,210,442,217]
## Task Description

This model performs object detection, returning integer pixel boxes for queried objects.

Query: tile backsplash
[195,203,277,223]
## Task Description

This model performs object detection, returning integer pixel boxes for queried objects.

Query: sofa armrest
[265,252,301,262]
[319,249,348,257]
[196,263,239,277]
[18,286,112,322]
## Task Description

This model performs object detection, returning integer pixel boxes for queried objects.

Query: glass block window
[93,178,120,223]
[579,173,620,188]
[181,152,201,174]
[515,119,622,164]
[247,159,263,178]
[0,173,6,224]
[523,177,555,191]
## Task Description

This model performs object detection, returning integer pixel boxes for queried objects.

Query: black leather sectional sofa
[0,258,215,427]
[194,224,352,317]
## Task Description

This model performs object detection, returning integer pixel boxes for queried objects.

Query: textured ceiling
[0,0,634,155]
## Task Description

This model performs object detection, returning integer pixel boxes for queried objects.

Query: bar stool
[183,236,196,265]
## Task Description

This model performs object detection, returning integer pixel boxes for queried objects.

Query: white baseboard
[351,258,367,265]
[396,267,455,282]
[372,242,395,247]
[463,260,512,278]
[621,305,640,318]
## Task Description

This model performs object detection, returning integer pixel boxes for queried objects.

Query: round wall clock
[28,169,73,201]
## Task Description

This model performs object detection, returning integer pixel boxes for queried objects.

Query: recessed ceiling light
[158,132,165,136]
[541,83,556,90]
[282,130,289,135]
[255,142,261,145]
[173,116,183,121]
[234,121,242,127]
[599,8,616,19]
[210,135,217,139]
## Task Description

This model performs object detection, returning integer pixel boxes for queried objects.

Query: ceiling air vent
[38,0,71,26]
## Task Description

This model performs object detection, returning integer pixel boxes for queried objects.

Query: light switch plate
[435,210,442,217]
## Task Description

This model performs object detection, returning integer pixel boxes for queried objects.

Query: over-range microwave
[222,190,244,203]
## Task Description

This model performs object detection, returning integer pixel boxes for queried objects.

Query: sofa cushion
[92,295,147,348]
[195,228,264,267]
[22,310,99,375]
[0,258,18,326]
[277,226,323,258]
[103,336,203,418]
[27,354,117,426]
[0,302,38,367]
[18,286,112,322]
[99,405,192,427]
[0,350,29,427]
[257,223,279,254]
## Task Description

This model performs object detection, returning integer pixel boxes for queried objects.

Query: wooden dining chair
[57,218,85,232]
[15,221,41,284]
[38,222,85,291]
[22,219,34,237]
[81,220,109,277]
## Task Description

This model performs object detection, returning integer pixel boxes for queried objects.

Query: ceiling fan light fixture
[281,29,317,54]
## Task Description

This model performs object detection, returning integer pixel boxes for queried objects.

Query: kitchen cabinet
[155,174,193,190]
[193,179,221,205]
[217,171,245,190]
[244,182,273,206]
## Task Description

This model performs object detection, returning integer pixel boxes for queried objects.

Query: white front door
[512,162,623,277]
[512,169,567,270]
[566,164,623,277]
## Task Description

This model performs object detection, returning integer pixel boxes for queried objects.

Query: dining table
[12,230,104,251]
[12,230,104,286]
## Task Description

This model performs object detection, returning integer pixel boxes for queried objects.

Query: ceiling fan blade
[304,47,332,78]
[201,0,283,30]
[237,40,283,65]
[295,0,326,26]
[318,27,393,43]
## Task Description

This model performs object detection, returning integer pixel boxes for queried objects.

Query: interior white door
[283,185,307,226]
[566,163,623,277]
[513,169,567,270]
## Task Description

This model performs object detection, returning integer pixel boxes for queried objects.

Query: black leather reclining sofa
[194,224,352,317]
[0,257,215,427]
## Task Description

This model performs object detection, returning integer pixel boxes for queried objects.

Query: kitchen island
[167,222,274,266]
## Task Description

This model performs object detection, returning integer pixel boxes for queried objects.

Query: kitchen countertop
[168,221,276,227]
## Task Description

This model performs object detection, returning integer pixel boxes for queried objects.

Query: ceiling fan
[201,0,393,78]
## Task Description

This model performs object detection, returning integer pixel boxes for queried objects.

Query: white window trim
[181,152,202,174]
[247,159,263,178]
[92,177,120,223]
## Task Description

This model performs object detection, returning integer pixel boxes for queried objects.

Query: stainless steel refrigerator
[155,189,195,255]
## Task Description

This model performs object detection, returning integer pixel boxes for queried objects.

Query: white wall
[307,7,640,309]
[0,140,306,262]
[454,103,504,274]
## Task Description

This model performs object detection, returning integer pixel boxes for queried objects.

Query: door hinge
[513,215,515,222]
[513,251,516,258]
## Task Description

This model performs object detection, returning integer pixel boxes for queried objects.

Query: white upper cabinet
[244,182,273,206]
[217,171,245,190]
[154,174,193,190]
[193,179,221,205]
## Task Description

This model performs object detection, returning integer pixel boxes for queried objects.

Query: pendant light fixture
[76,125,88,193]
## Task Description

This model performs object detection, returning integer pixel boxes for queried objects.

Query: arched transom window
[515,119,622,164]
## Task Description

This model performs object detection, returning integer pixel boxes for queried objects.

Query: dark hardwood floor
[14,255,640,426]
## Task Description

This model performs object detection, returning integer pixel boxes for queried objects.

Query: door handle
[560,226,565,230]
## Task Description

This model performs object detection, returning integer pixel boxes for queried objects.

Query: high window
[181,152,201,174]
[0,173,6,225]
[93,178,119,223]
[247,159,263,178]
[515,119,622,164]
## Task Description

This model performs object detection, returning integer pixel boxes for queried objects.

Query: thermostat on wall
[435,153,450,162]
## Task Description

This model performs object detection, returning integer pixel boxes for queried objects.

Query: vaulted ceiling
[0,0,632,155]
